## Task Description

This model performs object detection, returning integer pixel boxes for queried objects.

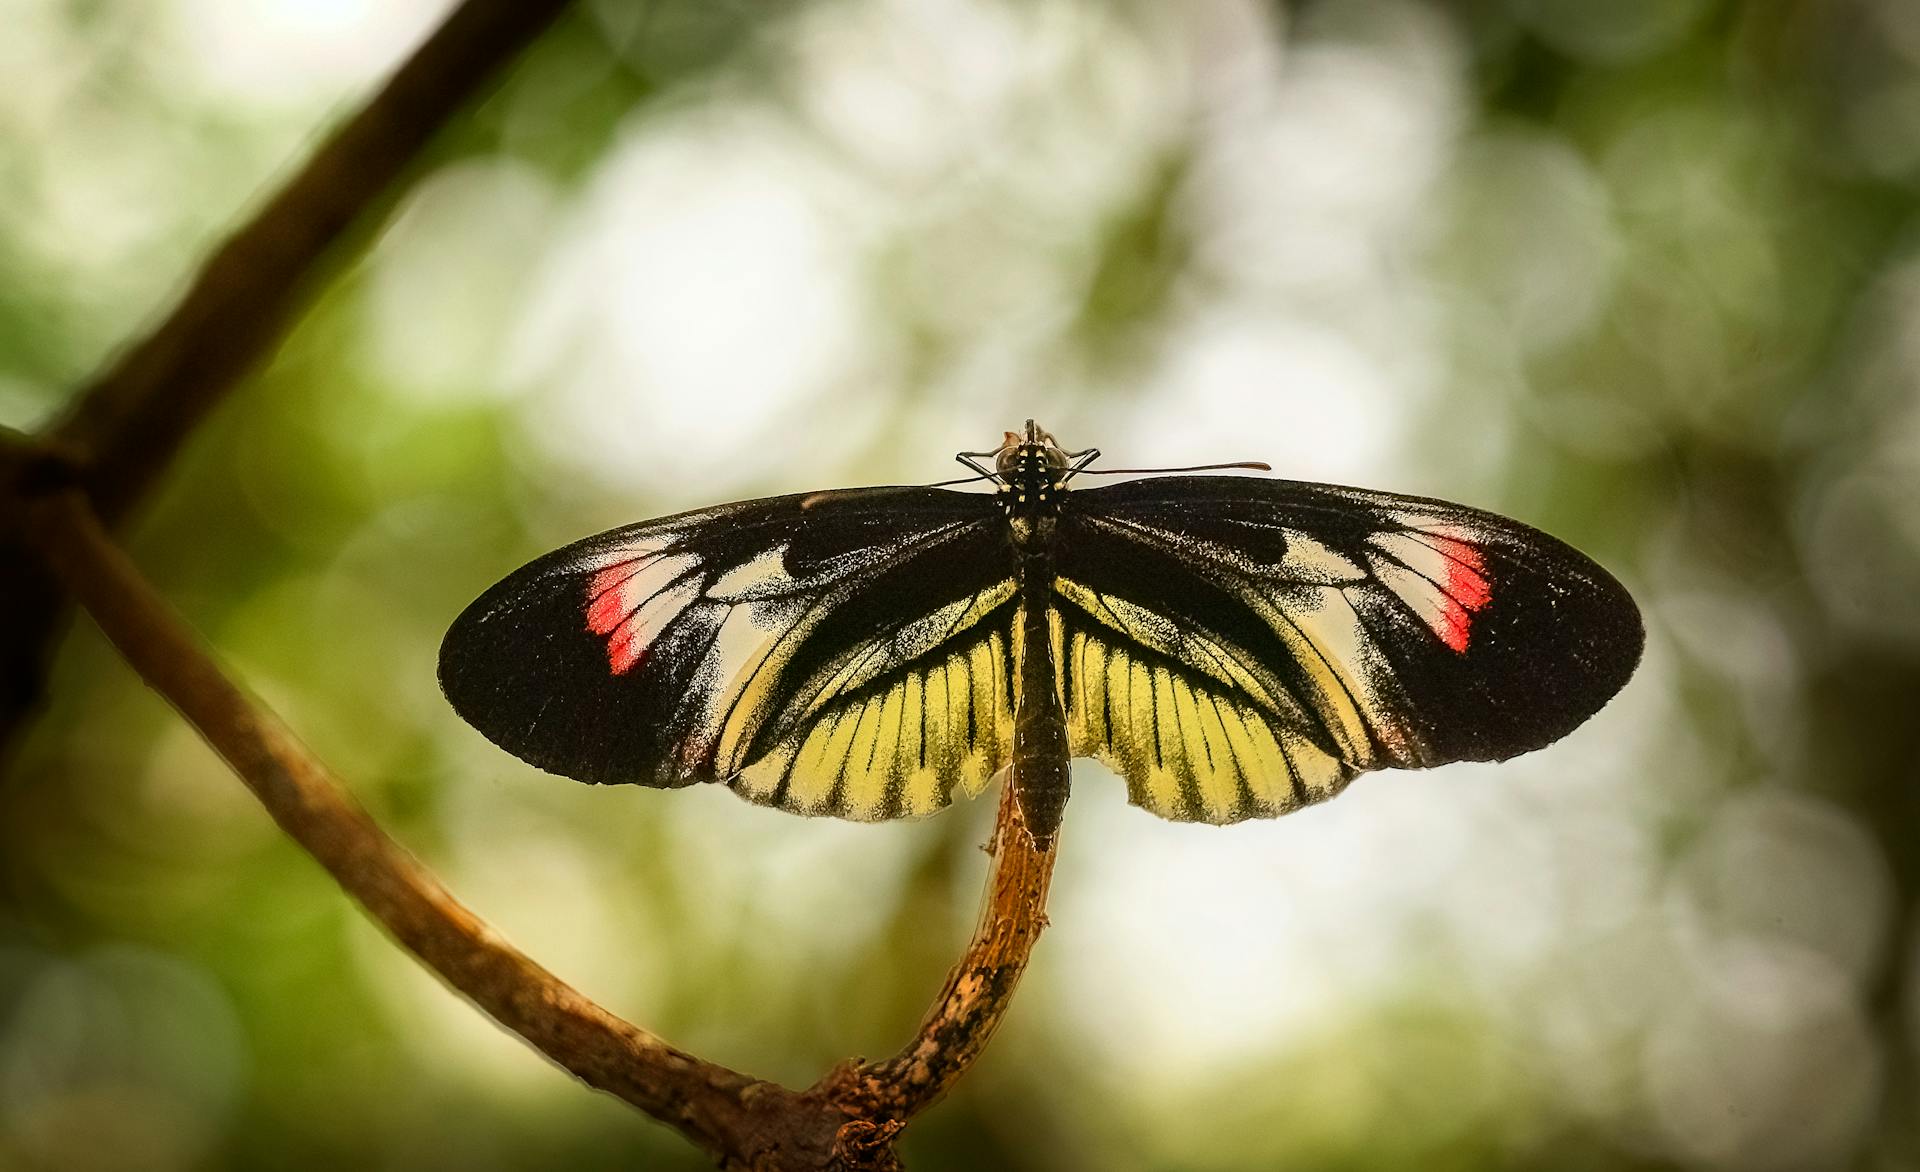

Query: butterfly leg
[955,452,1000,480]
[1058,449,1101,485]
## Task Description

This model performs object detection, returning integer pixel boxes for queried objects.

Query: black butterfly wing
[439,488,1018,820]
[1053,475,1643,824]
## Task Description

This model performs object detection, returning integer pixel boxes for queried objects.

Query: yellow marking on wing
[1240,717,1291,808]
[1060,623,1359,826]
[1207,694,1261,799]
[1082,632,1105,747]
[1135,663,1180,814]
[732,741,789,802]
[1281,725,1347,801]
[1183,690,1240,822]
[893,672,929,811]
[728,627,1016,822]
[959,635,1002,794]
[838,699,888,815]
[787,708,856,812]
[711,608,794,775]
[1234,586,1376,764]
[1211,696,1274,807]
[802,581,1017,718]
[808,641,886,719]
[901,757,942,816]
[1170,680,1214,814]
[1054,578,1290,716]
[919,658,951,778]
[937,655,965,771]
[856,683,910,818]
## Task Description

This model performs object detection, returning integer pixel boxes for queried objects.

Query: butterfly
[439,421,1642,844]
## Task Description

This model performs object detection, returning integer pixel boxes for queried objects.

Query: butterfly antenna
[800,472,999,510]
[1075,460,1273,476]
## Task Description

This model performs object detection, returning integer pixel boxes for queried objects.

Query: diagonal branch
[16,486,823,1167]
[11,474,1062,1170]
[56,0,576,524]
[0,3,1063,1162]
[0,0,577,764]
[822,781,1056,1126]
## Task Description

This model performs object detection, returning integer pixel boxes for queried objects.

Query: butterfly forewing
[442,463,1639,830]
[438,487,1017,819]
[1051,476,1642,825]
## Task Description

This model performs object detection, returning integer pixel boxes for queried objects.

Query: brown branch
[0,0,576,764]
[0,2,1062,1160]
[823,782,1056,1123]
[16,487,834,1167]
[57,0,575,524]
[12,476,1062,1170]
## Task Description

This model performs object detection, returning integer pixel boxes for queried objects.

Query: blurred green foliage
[6,1,1920,1169]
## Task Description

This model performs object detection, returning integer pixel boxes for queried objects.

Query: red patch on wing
[606,631,648,675]
[585,561,651,674]
[585,563,643,634]
[1423,535,1492,653]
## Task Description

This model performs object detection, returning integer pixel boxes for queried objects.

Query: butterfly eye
[982,432,1018,475]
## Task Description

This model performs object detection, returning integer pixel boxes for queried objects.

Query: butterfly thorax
[994,431,1069,557]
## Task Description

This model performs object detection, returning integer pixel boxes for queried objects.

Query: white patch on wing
[606,578,702,672]
[585,553,701,631]
[1370,531,1453,585]
[705,598,808,773]
[1368,553,1451,633]
[1238,585,1384,766]
[708,545,798,601]
[1277,529,1366,582]
[577,534,677,573]
[583,548,704,675]
[1367,529,1490,652]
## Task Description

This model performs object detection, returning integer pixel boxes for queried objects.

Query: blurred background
[2,0,1917,1168]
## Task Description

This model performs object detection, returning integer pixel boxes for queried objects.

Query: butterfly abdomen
[1012,543,1069,844]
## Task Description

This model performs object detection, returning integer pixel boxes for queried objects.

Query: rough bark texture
[826,781,1057,1124]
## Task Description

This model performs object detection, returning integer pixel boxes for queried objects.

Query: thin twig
[0,0,577,764]
[57,0,576,523]
[824,782,1056,1122]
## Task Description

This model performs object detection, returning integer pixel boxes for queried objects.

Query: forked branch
[13,481,1060,1170]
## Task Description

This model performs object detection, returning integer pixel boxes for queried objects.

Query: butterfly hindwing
[444,466,1640,829]
[1054,476,1642,824]
[438,488,1017,819]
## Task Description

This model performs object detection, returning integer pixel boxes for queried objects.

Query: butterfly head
[990,420,1072,513]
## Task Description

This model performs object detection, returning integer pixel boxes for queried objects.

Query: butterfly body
[440,423,1641,843]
